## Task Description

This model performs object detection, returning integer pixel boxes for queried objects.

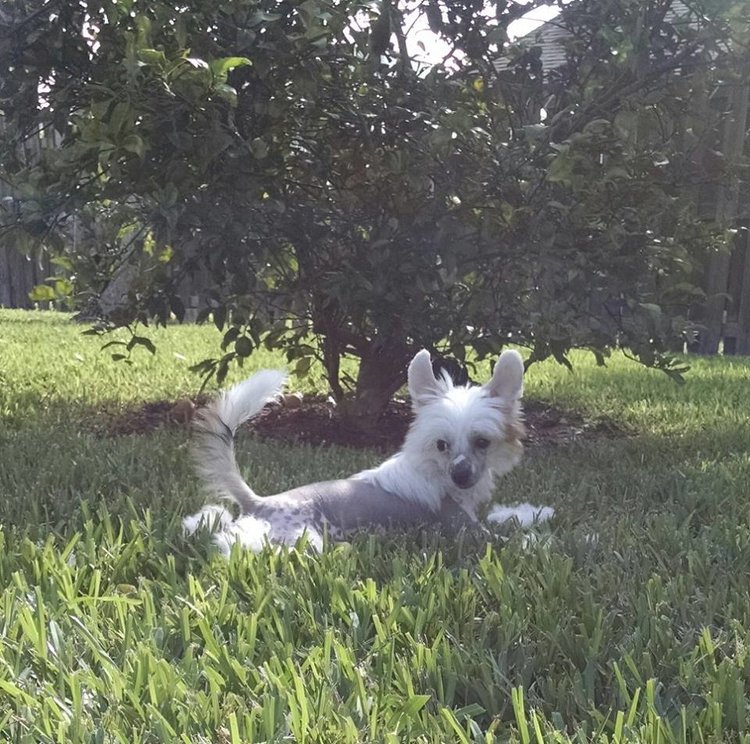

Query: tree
[1,0,746,425]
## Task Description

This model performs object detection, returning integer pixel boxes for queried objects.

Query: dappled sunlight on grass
[525,349,750,438]
[0,310,332,420]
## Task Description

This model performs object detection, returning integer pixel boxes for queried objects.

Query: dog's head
[403,349,525,513]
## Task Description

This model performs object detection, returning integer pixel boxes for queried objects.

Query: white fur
[214,370,288,431]
[192,370,287,508]
[182,504,235,535]
[182,505,324,554]
[486,502,555,527]
[215,516,322,555]
[358,352,524,517]
[184,348,552,554]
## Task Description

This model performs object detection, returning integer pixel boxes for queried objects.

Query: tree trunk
[337,338,412,432]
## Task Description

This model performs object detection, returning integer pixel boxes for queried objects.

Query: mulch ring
[95,394,625,450]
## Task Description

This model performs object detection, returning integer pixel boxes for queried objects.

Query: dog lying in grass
[183,349,553,553]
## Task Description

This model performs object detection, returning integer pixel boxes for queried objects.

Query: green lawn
[1,309,750,743]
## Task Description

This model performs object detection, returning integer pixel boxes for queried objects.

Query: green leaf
[216,357,231,386]
[50,255,74,271]
[248,10,282,25]
[235,336,253,357]
[295,357,312,376]
[121,134,146,159]
[127,336,156,354]
[221,327,240,350]
[195,308,212,325]
[209,56,252,78]
[54,277,74,297]
[214,83,238,106]
[425,0,442,33]
[370,3,391,56]
[213,307,226,331]
[109,101,131,137]
[29,284,56,302]
[137,48,167,67]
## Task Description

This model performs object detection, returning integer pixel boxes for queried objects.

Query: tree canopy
[2,0,748,421]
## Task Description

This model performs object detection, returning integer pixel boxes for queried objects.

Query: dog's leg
[485,503,555,528]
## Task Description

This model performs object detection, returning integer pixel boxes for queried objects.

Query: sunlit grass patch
[2,310,750,742]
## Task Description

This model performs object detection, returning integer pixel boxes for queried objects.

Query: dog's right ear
[408,349,442,408]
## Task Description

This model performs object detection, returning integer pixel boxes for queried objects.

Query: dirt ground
[98,393,622,450]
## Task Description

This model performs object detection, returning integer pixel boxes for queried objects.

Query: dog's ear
[484,349,524,401]
[408,349,442,407]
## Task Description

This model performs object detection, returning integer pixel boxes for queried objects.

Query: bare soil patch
[96,394,624,450]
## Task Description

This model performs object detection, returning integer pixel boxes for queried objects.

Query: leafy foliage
[1,0,748,419]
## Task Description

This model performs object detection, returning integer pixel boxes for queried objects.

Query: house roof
[497,16,570,72]
[495,0,696,73]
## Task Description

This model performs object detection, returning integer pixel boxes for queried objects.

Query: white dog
[183,349,553,553]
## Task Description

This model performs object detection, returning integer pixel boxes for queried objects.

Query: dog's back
[254,478,476,538]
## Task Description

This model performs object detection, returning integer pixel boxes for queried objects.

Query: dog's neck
[356,452,494,521]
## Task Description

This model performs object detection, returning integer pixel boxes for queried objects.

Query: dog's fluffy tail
[193,370,286,512]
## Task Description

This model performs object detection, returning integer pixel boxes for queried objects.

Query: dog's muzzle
[449,455,476,489]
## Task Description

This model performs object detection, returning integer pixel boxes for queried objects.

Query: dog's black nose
[450,459,474,489]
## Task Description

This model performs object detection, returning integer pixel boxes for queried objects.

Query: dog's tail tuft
[193,370,287,512]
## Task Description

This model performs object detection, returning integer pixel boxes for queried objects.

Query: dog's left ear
[408,349,442,407]
[484,349,524,401]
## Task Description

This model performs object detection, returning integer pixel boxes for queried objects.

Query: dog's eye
[475,437,490,450]
[436,439,449,452]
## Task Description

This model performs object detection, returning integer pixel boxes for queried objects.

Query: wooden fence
[694,76,750,354]
[0,246,53,308]
[0,117,60,309]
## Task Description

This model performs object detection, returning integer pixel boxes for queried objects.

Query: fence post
[699,67,750,354]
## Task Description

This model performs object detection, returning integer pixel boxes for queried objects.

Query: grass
[1,308,750,742]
